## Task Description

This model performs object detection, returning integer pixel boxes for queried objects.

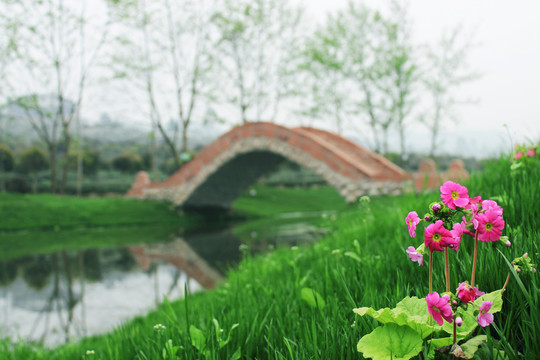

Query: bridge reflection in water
[0,213,325,345]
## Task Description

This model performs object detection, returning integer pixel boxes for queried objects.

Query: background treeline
[0,0,478,195]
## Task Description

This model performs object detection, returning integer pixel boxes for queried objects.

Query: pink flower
[405,211,421,237]
[527,148,536,157]
[477,301,494,327]
[515,151,524,160]
[456,282,485,303]
[461,216,475,237]
[481,200,503,216]
[476,210,505,242]
[448,223,463,251]
[455,317,463,327]
[424,220,453,252]
[406,246,423,266]
[465,195,482,210]
[471,204,480,229]
[432,203,441,213]
[440,181,469,209]
[426,292,453,325]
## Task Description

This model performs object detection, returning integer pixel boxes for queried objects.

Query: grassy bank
[1,158,539,359]
[0,194,184,232]
[0,185,346,261]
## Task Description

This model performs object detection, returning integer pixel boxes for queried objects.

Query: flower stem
[453,315,457,344]
[471,232,478,287]
[501,273,511,294]
[429,251,433,293]
[444,247,450,293]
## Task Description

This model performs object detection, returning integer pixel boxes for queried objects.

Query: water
[0,211,329,346]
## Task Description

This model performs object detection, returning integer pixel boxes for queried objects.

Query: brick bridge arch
[127,122,410,208]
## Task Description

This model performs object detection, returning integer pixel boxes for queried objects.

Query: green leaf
[344,251,362,263]
[301,288,326,309]
[357,323,422,360]
[230,347,242,360]
[461,335,487,358]
[474,290,503,313]
[426,337,454,360]
[189,325,206,352]
[442,290,503,338]
[354,296,435,338]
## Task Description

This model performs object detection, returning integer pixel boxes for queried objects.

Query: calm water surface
[0,211,329,346]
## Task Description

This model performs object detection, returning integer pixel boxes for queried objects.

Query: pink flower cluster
[513,143,536,160]
[426,288,494,328]
[404,181,506,257]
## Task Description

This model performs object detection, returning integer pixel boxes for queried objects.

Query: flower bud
[456,317,463,327]
[432,203,441,213]
[424,215,431,221]
[524,253,528,258]
[498,236,511,247]
[452,300,457,306]
[517,268,521,273]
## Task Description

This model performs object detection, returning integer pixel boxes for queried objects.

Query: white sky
[300,0,540,156]
[77,0,540,157]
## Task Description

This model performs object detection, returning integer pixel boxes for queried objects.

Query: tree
[372,2,419,158]
[4,0,110,193]
[299,4,373,137]
[69,149,100,177]
[422,28,480,156]
[0,144,14,192]
[110,0,215,174]
[0,3,19,192]
[212,0,303,124]
[112,153,143,174]
[19,146,49,193]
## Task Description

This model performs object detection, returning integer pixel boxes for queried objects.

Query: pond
[0,210,331,346]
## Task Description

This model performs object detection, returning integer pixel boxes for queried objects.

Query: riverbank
[0,185,346,261]
[1,157,539,359]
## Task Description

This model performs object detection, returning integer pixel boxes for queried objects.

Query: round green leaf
[357,323,422,360]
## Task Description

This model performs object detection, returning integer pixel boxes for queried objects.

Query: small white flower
[220,328,224,333]
[331,249,341,254]
[154,324,166,330]
[291,246,299,251]
[86,350,95,355]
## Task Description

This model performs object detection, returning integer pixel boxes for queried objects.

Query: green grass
[0,193,184,231]
[1,157,539,359]
[233,184,347,216]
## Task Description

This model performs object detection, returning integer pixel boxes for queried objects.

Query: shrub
[0,144,15,172]
[112,152,143,173]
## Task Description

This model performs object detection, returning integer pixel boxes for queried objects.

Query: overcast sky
[300,0,540,156]
[81,0,539,157]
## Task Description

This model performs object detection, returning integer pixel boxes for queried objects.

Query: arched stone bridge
[127,122,410,209]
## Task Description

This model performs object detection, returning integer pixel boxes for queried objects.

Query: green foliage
[357,323,422,360]
[69,149,100,176]
[112,152,143,173]
[18,146,49,174]
[4,177,31,193]
[0,144,15,172]
[301,287,326,309]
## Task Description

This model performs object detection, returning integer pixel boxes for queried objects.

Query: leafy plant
[354,181,536,359]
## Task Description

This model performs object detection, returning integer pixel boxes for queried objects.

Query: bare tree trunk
[60,129,71,194]
[182,122,189,154]
[49,144,57,194]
